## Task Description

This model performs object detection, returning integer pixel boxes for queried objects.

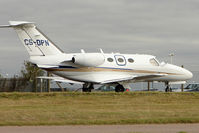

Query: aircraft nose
[183,69,193,80]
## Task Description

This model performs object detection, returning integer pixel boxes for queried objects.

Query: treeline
[0,61,45,92]
[0,77,31,92]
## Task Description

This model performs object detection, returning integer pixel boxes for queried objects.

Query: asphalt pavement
[0,124,199,133]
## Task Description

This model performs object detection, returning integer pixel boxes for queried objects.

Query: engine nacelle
[72,53,105,67]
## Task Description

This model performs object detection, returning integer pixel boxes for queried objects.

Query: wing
[169,81,186,85]
[99,76,137,84]
[38,73,166,85]
[98,73,167,84]
[133,74,168,81]
[37,76,84,84]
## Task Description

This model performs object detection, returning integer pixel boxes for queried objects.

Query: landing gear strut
[165,82,172,92]
[115,84,125,92]
[82,83,94,92]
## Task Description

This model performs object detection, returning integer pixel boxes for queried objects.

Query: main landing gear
[165,82,172,92]
[82,83,126,92]
[82,83,94,92]
[115,84,125,92]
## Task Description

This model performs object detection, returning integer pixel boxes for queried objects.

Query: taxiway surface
[0,124,199,133]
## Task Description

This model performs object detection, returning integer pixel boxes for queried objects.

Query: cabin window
[107,58,114,62]
[150,58,159,66]
[114,55,126,66]
[128,58,134,63]
[118,58,124,63]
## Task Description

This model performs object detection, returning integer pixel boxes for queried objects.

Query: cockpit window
[150,58,159,66]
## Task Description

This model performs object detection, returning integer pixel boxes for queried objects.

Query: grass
[0,92,199,125]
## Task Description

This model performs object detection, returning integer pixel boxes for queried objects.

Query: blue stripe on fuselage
[96,67,133,70]
[49,66,133,70]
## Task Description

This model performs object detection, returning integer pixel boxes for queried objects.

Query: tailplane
[0,21,64,56]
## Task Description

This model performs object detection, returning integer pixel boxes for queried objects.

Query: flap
[37,65,58,68]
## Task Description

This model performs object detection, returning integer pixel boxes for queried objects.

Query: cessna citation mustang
[0,21,193,92]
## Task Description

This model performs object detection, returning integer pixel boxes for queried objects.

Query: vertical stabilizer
[5,21,64,56]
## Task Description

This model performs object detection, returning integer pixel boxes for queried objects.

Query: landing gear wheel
[82,83,93,92]
[115,84,125,92]
[165,82,172,92]
[87,84,94,92]
[82,87,88,92]
[82,87,92,92]
[165,86,169,92]
[165,88,172,92]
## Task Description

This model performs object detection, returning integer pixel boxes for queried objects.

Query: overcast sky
[0,0,199,77]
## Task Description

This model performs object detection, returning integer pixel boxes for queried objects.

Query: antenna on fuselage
[169,53,174,64]
[81,49,85,53]
[99,48,104,54]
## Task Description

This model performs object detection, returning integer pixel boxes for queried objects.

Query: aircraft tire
[165,87,172,92]
[82,83,93,92]
[115,84,125,92]
[170,88,172,92]
[82,87,92,92]
[82,88,90,92]
[165,86,169,92]
[82,88,87,92]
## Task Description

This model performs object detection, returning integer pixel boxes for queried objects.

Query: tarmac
[0,124,199,133]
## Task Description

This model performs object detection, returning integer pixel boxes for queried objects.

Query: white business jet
[0,21,193,92]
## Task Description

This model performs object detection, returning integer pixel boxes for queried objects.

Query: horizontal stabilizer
[9,21,34,26]
[0,21,34,28]
[37,65,59,68]
[0,25,11,28]
[37,76,84,84]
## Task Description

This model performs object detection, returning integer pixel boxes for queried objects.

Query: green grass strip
[0,92,199,125]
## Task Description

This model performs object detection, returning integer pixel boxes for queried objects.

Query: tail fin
[1,21,64,56]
